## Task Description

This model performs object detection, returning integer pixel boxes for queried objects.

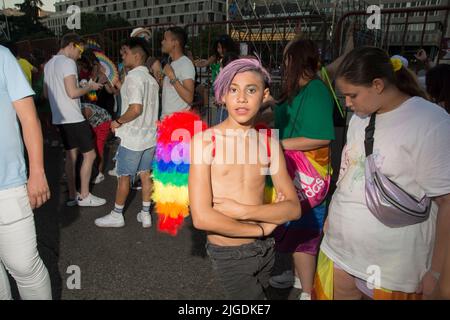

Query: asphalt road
[9,141,299,300]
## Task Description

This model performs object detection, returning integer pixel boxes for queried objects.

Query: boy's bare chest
[208,133,270,202]
[211,163,266,204]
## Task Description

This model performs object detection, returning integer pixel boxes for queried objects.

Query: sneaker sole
[78,204,107,207]
[95,222,125,228]
[137,215,152,228]
[78,201,107,207]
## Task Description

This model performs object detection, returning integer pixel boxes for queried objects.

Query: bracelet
[256,223,264,238]
[115,119,123,125]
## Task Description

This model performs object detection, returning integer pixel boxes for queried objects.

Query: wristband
[115,119,123,125]
[257,223,265,238]
[170,77,179,85]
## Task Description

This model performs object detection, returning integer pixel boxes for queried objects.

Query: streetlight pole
[226,0,229,35]
[2,0,11,40]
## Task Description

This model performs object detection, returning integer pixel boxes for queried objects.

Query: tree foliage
[4,0,53,42]
[15,0,43,24]
[191,25,227,59]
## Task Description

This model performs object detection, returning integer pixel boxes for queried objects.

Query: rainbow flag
[151,111,208,236]
[313,250,423,300]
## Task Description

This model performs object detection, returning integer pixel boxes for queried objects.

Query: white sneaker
[93,173,105,184]
[77,193,106,207]
[299,292,312,300]
[95,211,125,228]
[269,270,302,289]
[293,275,302,289]
[137,211,152,228]
[108,167,117,177]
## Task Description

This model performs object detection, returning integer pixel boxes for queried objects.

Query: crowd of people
[0,25,449,300]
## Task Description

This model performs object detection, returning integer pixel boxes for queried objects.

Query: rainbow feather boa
[151,111,208,236]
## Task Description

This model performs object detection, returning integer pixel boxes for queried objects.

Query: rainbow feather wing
[152,111,208,236]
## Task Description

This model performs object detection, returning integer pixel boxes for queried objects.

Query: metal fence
[334,5,450,63]
[16,5,449,73]
[13,5,450,126]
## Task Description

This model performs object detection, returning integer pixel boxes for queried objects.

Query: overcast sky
[4,0,56,12]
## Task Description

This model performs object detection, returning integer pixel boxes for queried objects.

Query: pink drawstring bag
[284,150,330,212]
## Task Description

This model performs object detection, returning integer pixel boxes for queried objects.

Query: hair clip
[390,57,402,72]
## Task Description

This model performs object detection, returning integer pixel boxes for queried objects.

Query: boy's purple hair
[213,57,271,103]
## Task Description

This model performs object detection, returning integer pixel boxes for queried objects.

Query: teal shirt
[210,62,221,84]
[275,78,335,141]
[274,78,335,166]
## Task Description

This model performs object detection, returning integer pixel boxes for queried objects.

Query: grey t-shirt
[161,55,195,117]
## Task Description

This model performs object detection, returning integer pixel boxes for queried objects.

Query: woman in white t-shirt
[314,47,450,300]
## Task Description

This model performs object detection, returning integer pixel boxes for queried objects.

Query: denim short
[116,145,155,177]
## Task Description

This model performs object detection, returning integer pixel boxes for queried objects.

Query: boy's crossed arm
[213,138,301,225]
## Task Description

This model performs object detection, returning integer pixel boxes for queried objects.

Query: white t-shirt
[116,66,159,151]
[417,75,426,91]
[321,96,450,293]
[44,54,84,125]
[161,55,195,117]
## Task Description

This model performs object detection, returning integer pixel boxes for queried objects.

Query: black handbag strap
[364,113,376,157]
[287,91,306,139]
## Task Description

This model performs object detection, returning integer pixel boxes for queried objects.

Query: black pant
[206,238,275,300]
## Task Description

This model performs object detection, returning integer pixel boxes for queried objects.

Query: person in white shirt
[315,46,450,300]
[95,38,159,228]
[44,33,106,207]
[161,26,195,118]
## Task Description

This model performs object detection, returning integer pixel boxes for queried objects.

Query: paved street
[10,142,298,300]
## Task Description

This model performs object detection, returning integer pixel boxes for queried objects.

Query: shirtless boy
[189,58,301,299]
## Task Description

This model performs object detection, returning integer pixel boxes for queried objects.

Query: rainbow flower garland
[151,111,208,236]
[87,91,98,102]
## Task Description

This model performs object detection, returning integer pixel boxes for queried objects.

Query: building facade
[231,0,449,54]
[42,0,227,36]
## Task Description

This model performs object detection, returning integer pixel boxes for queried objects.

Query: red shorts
[92,121,111,157]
